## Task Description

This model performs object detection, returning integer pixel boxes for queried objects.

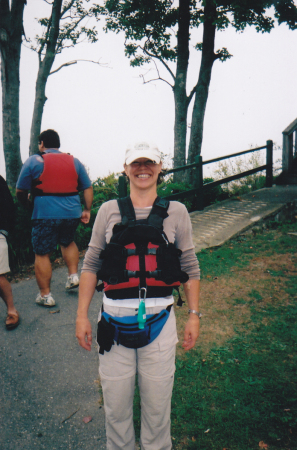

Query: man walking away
[0,176,20,329]
[16,129,93,307]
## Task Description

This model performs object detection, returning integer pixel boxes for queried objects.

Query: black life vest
[97,196,189,300]
[32,152,79,196]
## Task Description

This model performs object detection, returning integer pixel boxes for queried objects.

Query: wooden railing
[118,140,273,211]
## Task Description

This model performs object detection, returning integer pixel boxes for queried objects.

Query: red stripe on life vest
[103,242,180,292]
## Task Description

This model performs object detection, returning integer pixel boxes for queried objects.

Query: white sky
[1,1,297,181]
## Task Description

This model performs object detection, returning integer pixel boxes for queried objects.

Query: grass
[133,219,297,449]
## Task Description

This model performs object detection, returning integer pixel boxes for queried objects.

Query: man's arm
[16,188,31,209]
[80,186,93,224]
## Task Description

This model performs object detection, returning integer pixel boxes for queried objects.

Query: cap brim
[125,151,161,165]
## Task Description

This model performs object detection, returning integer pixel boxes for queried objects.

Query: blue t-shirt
[16,149,92,220]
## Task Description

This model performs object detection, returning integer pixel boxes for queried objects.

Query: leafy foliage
[102,0,297,69]
[29,0,101,57]
[101,0,297,186]
[211,151,267,196]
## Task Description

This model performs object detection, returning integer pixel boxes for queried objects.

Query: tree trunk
[0,0,26,187]
[187,0,217,185]
[173,0,190,183]
[29,61,51,155]
[29,0,63,155]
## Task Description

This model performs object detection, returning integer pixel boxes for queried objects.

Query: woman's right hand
[76,316,92,351]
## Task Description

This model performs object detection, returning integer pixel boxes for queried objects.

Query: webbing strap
[117,196,136,225]
[147,197,169,229]
[117,196,169,230]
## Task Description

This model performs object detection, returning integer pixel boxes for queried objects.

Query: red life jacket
[97,196,189,300]
[32,152,79,196]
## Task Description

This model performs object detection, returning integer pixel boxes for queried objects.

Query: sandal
[6,311,20,330]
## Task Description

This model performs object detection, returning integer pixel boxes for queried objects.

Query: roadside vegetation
[132,219,297,449]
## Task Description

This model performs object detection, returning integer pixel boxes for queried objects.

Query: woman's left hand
[182,315,200,351]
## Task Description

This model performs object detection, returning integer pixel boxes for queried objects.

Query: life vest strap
[117,196,136,225]
[117,196,169,231]
[147,197,169,229]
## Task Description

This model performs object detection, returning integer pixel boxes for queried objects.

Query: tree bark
[187,0,217,184]
[173,0,190,182]
[0,0,26,187]
[29,0,63,155]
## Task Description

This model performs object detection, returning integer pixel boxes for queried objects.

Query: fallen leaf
[204,429,210,433]
[49,309,60,314]
[83,416,92,424]
[259,441,268,448]
[191,437,196,442]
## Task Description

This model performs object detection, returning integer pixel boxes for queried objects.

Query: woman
[76,142,200,450]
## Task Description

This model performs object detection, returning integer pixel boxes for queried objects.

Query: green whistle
[138,287,147,329]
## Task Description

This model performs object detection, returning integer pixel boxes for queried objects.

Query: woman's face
[124,158,162,191]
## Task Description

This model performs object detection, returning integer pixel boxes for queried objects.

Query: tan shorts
[0,235,10,275]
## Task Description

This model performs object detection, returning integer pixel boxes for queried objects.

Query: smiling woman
[124,143,163,202]
[76,141,201,450]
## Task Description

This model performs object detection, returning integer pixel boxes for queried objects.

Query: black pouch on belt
[97,315,115,355]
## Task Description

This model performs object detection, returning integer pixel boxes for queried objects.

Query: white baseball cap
[125,142,161,165]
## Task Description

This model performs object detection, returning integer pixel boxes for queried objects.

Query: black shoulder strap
[117,196,136,225]
[147,197,169,230]
[117,196,169,229]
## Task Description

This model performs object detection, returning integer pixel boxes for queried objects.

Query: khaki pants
[98,305,178,450]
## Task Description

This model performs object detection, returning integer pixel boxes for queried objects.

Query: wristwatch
[188,309,202,318]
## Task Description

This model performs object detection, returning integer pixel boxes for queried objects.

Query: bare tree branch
[49,58,108,75]
[139,59,174,89]
[140,73,174,89]
[141,42,175,82]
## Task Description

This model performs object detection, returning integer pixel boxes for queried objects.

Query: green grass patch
[171,300,297,450]
[198,221,297,279]
[133,220,297,449]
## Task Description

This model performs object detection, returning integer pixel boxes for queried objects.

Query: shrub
[211,151,267,197]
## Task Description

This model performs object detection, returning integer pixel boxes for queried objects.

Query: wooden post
[196,155,204,211]
[282,118,297,174]
[266,140,273,188]
[118,175,127,198]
